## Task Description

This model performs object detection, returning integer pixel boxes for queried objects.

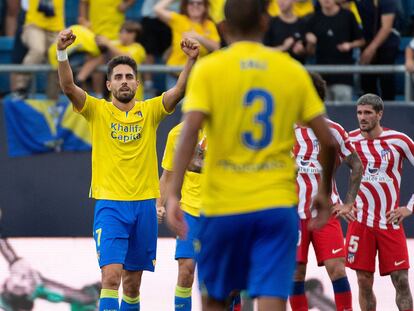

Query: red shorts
[297,216,345,266]
[345,221,410,276]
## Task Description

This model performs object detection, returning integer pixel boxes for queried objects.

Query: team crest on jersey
[347,253,355,264]
[381,149,391,162]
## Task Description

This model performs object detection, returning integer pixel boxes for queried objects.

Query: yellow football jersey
[268,0,314,17]
[183,42,325,216]
[76,93,171,200]
[167,12,220,66]
[25,0,65,32]
[111,41,147,101]
[162,123,205,217]
[208,0,226,23]
[84,0,124,40]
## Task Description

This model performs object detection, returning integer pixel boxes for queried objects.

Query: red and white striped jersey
[294,119,355,219]
[350,128,414,229]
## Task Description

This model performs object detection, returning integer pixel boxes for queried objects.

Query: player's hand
[332,203,357,222]
[386,206,412,225]
[156,204,166,223]
[166,195,188,239]
[308,192,330,230]
[337,42,352,52]
[181,37,200,60]
[57,29,76,50]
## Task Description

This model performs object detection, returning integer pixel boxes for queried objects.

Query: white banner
[0,238,411,310]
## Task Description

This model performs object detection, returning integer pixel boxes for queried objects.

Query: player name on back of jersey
[217,159,286,172]
[240,59,267,70]
[110,122,143,143]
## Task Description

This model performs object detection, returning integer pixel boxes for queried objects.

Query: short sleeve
[409,38,414,50]
[380,0,398,15]
[74,92,96,121]
[182,61,211,114]
[299,70,326,123]
[145,93,173,125]
[206,20,220,43]
[162,128,179,171]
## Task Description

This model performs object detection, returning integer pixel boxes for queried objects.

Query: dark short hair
[224,0,269,35]
[356,93,384,112]
[180,0,210,21]
[107,56,138,80]
[121,20,143,41]
[308,72,326,101]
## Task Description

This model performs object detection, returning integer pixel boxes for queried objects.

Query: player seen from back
[166,0,338,310]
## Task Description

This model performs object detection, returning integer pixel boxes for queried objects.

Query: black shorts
[140,17,172,56]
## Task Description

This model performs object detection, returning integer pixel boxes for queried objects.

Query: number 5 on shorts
[348,235,359,253]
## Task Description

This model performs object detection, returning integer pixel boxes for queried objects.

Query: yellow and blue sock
[120,294,140,311]
[99,288,119,311]
[175,285,192,311]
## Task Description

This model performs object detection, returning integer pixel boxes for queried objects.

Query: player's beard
[113,88,135,103]
[359,120,376,133]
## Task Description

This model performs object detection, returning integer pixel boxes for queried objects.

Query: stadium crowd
[0,0,413,100]
[1,1,414,311]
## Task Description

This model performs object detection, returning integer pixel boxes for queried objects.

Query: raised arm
[57,29,86,111]
[162,38,200,113]
[77,0,90,28]
[154,0,175,24]
[307,115,338,229]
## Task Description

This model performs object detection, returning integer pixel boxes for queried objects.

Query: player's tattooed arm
[333,151,363,222]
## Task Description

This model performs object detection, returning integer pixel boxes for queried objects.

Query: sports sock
[332,277,352,311]
[289,281,308,311]
[119,294,140,310]
[99,288,119,311]
[175,285,192,311]
[230,293,241,311]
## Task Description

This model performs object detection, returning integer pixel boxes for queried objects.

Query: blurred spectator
[155,0,220,89]
[78,0,135,40]
[307,0,365,101]
[84,21,147,100]
[405,38,414,72]
[356,0,401,100]
[4,0,20,36]
[140,0,175,96]
[264,0,310,64]
[10,0,28,92]
[14,0,65,97]
[268,0,314,19]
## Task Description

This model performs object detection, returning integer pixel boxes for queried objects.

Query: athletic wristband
[57,49,68,62]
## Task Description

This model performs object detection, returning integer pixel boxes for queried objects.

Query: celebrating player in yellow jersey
[167,0,338,310]
[56,28,200,311]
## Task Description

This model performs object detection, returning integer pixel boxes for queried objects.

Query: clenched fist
[57,29,76,50]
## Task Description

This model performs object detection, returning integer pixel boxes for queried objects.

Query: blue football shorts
[93,199,157,271]
[196,207,298,301]
[175,212,200,260]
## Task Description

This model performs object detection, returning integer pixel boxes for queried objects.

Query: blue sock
[175,286,192,311]
[99,289,119,311]
[120,294,140,310]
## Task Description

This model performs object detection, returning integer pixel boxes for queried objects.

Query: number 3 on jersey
[242,89,274,149]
